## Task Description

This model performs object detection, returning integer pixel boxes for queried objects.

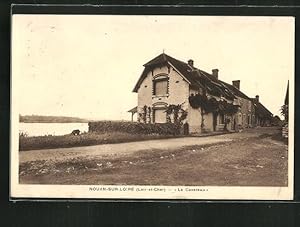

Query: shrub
[19,131,28,138]
[19,132,182,151]
[88,121,181,135]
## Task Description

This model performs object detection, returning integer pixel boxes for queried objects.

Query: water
[19,122,89,137]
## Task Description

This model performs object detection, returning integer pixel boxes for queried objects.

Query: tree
[280,104,288,122]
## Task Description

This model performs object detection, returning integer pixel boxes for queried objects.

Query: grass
[19,132,183,151]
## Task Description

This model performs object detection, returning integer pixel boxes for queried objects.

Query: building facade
[132,53,268,134]
[251,95,273,126]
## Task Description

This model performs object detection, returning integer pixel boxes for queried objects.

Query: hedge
[88,121,181,135]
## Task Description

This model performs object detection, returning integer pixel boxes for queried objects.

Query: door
[232,116,236,130]
[213,112,217,131]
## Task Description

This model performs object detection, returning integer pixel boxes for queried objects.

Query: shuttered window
[153,79,168,96]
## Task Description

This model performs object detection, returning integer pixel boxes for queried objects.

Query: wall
[137,65,190,123]
[187,91,237,133]
[203,113,214,132]
[207,95,235,132]
[137,71,153,109]
[188,107,202,133]
[235,97,255,128]
[187,88,202,133]
[136,64,251,133]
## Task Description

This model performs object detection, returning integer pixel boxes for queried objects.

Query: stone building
[131,53,268,134]
[251,95,273,126]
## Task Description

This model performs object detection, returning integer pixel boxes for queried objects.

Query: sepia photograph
[11,14,294,200]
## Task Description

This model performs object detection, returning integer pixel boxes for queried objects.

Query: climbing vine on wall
[142,105,148,123]
[189,94,239,115]
[189,93,239,130]
[165,104,188,125]
[138,105,150,123]
[138,104,187,125]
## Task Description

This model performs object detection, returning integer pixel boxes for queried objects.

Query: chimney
[212,69,219,79]
[232,80,240,90]
[255,95,259,102]
[187,59,194,67]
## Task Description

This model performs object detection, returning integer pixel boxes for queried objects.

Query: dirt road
[19,127,288,186]
[20,136,233,164]
[19,127,275,163]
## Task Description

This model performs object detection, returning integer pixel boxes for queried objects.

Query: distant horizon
[19,114,133,122]
[19,110,285,121]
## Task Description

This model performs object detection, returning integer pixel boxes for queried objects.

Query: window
[219,113,225,124]
[154,109,167,123]
[238,113,242,125]
[153,78,168,96]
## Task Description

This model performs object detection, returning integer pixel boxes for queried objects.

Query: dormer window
[153,74,169,96]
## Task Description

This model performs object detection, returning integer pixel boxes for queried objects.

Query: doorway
[213,112,217,131]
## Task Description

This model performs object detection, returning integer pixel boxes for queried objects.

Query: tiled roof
[220,81,251,100]
[251,99,273,118]
[133,53,251,101]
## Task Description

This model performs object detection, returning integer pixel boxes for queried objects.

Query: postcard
[11,13,294,200]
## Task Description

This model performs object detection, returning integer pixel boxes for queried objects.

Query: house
[251,95,273,126]
[131,53,266,134]
[272,115,283,126]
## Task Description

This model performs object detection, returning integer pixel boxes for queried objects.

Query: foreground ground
[19,127,288,186]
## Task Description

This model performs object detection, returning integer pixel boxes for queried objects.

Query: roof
[251,99,273,119]
[219,81,251,100]
[128,106,137,113]
[133,53,251,101]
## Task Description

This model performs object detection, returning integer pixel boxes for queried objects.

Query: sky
[12,15,294,120]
